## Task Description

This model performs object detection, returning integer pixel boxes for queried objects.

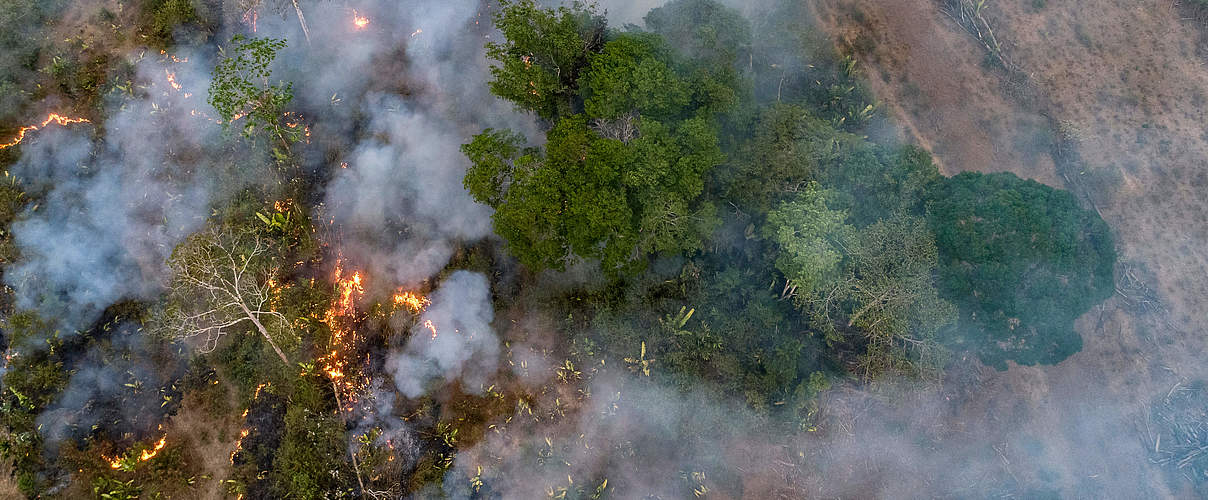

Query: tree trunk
[241,304,289,364]
[290,0,311,44]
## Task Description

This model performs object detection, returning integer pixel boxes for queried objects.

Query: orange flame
[160,50,188,63]
[424,320,438,340]
[0,114,90,150]
[353,10,370,29]
[393,291,430,313]
[139,436,168,461]
[322,261,368,412]
[410,28,423,37]
[105,434,168,470]
[231,383,270,464]
[165,69,183,91]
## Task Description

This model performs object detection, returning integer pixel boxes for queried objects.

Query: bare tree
[590,111,639,143]
[163,226,292,364]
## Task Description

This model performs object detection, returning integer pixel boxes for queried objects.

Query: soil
[809,0,1208,496]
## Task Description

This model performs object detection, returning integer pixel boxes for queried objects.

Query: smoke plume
[386,270,498,398]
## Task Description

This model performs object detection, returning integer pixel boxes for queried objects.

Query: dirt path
[810,0,1208,496]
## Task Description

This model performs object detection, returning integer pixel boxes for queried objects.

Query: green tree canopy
[485,0,607,122]
[840,215,954,379]
[926,172,1116,369]
[581,34,689,121]
[763,182,850,296]
[466,3,735,273]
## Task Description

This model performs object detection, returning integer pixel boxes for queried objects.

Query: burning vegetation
[353,10,370,30]
[0,0,1154,498]
[105,435,169,472]
[0,113,91,150]
[322,262,368,412]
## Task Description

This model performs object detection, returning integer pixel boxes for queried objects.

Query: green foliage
[725,104,832,212]
[815,141,943,226]
[485,0,606,121]
[0,313,66,495]
[0,174,27,266]
[271,374,350,499]
[139,0,201,48]
[581,34,689,120]
[0,0,64,122]
[464,117,634,271]
[464,112,722,273]
[92,475,141,500]
[726,105,939,219]
[840,215,954,379]
[208,35,297,144]
[763,182,850,296]
[926,172,1116,369]
[644,0,751,71]
[767,199,953,380]
[470,4,740,273]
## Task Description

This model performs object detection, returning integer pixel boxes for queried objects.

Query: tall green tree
[485,0,606,121]
[763,182,850,297]
[926,172,1115,369]
[466,4,732,273]
[838,215,954,379]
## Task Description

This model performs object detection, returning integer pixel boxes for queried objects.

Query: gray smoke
[4,53,223,338]
[386,270,498,398]
[267,0,536,286]
[35,322,181,449]
[322,95,494,285]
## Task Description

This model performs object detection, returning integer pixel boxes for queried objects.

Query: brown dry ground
[809,0,1208,497]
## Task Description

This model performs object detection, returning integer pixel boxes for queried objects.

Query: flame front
[322,261,367,412]
[105,434,168,471]
[165,69,183,91]
[393,291,430,313]
[353,10,370,29]
[231,383,270,464]
[0,113,91,150]
[139,436,168,461]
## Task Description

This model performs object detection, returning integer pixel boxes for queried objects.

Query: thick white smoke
[386,270,498,398]
[4,55,220,337]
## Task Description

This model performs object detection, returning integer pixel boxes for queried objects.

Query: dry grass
[809,0,1208,496]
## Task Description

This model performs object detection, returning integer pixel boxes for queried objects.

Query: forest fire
[423,320,438,340]
[393,291,430,313]
[230,383,271,464]
[353,10,370,29]
[0,113,90,150]
[159,50,187,63]
[165,69,183,91]
[105,435,168,471]
[322,262,368,412]
[139,436,168,461]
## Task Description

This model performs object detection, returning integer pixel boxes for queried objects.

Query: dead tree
[163,226,291,364]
